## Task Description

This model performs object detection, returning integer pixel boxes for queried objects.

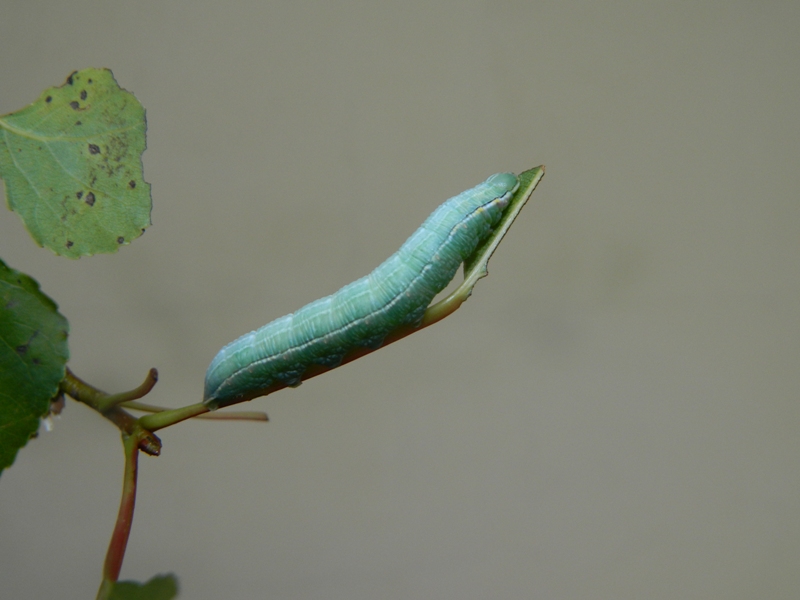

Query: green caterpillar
[204,172,520,408]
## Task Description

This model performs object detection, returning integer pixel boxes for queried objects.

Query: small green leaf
[0,259,69,475]
[0,68,151,258]
[108,574,179,600]
[422,166,544,327]
[463,165,545,279]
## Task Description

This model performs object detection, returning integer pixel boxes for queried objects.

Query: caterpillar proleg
[204,172,520,408]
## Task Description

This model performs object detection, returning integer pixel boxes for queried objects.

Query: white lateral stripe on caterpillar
[204,172,520,407]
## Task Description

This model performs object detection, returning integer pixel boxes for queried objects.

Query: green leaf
[108,574,179,600]
[463,165,545,278]
[421,166,545,326]
[0,68,151,258]
[0,259,69,475]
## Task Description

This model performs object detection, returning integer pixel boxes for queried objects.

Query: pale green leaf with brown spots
[0,68,151,258]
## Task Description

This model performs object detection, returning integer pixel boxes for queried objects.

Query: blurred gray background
[1,2,798,599]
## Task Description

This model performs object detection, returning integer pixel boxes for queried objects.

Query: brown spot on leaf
[67,72,75,85]
[32,358,41,365]
[15,345,27,355]
[117,236,125,244]
[80,90,87,100]
[75,121,82,126]
[85,192,95,206]
[46,96,52,103]
[70,101,79,110]
[88,143,100,154]
[76,191,83,199]
[66,240,74,248]
[128,180,136,189]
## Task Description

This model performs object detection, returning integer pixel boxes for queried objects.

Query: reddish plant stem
[104,434,139,581]
[96,433,141,599]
